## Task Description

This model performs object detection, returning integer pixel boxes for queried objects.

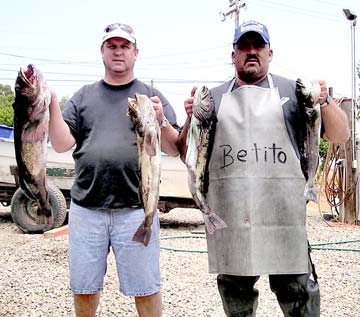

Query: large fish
[185,86,227,234]
[295,78,322,202]
[128,94,161,246]
[13,64,53,225]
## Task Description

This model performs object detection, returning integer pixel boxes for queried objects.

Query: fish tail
[35,213,54,225]
[304,184,318,202]
[132,221,152,247]
[203,213,227,235]
[36,201,54,225]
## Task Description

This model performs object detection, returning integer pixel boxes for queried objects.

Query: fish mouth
[296,78,321,107]
[296,79,321,106]
[15,64,39,97]
[193,86,215,123]
[19,64,37,87]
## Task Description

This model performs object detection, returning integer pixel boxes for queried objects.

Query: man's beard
[240,68,260,83]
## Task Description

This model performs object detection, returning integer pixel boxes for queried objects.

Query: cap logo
[102,23,136,44]
[233,20,270,45]
[240,23,265,34]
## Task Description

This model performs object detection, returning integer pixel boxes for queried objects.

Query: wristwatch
[320,94,332,108]
[160,116,169,128]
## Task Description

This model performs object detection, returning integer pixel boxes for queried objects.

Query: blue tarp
[0,125,14,139]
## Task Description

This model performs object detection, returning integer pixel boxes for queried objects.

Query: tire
[11,183,67,233]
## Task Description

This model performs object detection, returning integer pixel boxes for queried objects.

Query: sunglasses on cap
[104,23,135,36]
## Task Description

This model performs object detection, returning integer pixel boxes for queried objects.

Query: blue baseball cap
[233,20,270,45]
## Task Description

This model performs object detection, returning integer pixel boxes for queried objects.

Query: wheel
[11,183,67,233]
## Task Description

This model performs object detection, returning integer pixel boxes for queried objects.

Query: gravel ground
[0,204,359,317]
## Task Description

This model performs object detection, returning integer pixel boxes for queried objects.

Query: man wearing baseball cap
[48,22,180,316]
[178,20,349,316]
[233,20,270,45]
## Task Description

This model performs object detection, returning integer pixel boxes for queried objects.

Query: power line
[251,0,352,22]
[0,50,231,69]
[313,0,360,11]
[0,53,101,67]
[0,77,226,84]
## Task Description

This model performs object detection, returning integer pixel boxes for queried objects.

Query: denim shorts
[68,201,161,297]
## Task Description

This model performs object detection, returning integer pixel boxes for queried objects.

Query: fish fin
[21,122,47,143]
[203,213,227,235]
[28,96,50,122]
[144,129,158,157]
[304,185,318,203]
[132,221,152,247]
[19,179,39,201]
[138,180,145,208]
[185,122,199,168]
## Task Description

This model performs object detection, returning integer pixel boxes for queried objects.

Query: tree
[0,84,15,126]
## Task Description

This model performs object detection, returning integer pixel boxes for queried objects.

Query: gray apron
[207,75,308,275]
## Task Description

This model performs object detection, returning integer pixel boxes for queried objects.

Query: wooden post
[339,98,357,224]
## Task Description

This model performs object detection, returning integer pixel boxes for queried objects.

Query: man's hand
[317,80,328,105]
[184,86,197,118]
[150,96,166,125]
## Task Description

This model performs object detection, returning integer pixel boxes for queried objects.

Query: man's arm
[48,89,76,153]
[177,87,197,162]
[318,80,350,143]
[159,123,180,156]
[177,117,191,163]
[150,96,179,157]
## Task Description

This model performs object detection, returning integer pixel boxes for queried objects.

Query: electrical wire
[321,143,347,210]
[318,99,359,226]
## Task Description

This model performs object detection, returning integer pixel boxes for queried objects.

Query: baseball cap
[102,23,136,44]
[233,20,270,45]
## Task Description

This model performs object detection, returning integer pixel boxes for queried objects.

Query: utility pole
[219,0,246,28]
[219,1,247,78]
[342,9,359,223]
[342,9,357,170]
[339,98,358,224]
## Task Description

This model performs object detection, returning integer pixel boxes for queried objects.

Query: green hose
[160,236,360,253]
[311,239,360,246]
[160,235,207,253]
[311,239,360,252]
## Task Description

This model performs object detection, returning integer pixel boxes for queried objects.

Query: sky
[0,0,359,125]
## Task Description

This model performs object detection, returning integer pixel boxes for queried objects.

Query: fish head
[135,93,157,124]
[134,93,152,111]
[295,78,321,109]
[128,96,138,115]
[15,64,45,103]
[128,94,157,133]
[193,86,215,123]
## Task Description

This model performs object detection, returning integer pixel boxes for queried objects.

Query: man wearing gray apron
[178,20,350,317]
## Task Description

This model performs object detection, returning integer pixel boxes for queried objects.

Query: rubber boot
[217,274,260,317]
[270,274,320,317]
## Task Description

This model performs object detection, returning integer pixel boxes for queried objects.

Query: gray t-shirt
[210,73,304,158]
[62,79,178,209]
